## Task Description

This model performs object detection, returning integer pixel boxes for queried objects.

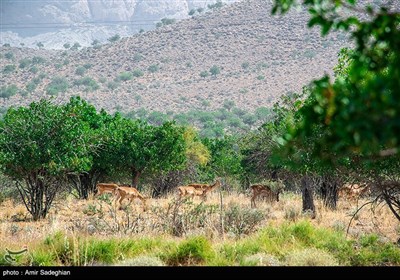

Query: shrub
[200,71,209,78]
[147,65,159,73]
[132,69,144,77]
[4,52,14,60]
[118,71,133,81]
[210,65,220,76]
[3,64,16,74]
[19,58,31,68]
[163,236,213,265]
[75,66,86,76]
[46,77,69,95]
[108,34,120,43]
[32,56,46,64]
[0,85,18,98]
[284,248,339,266]
[224,204,265,236]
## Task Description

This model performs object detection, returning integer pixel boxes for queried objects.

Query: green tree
[0,99,93,219]
[104,117,186,187]
[201,136,243,187]
[64,97,111,199]
[272,0,400,219]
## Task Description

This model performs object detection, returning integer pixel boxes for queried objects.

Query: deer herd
[95,179,370,212]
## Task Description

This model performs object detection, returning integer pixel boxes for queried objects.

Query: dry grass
[0,190,398,254]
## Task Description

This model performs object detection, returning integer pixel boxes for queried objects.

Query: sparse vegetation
[46,77,69,95]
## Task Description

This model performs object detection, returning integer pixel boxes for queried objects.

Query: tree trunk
[301,175,316,218]
[131,168,142,188]
[321,175,339,210]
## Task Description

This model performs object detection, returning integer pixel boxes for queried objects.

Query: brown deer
[177,185,205,200]
[338,183,370,201]
[95,183,120,197]
[250,184,281,208]
[115,185,148,211]
[185,179,221,201]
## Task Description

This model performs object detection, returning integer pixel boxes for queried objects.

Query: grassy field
[1,191,399,266]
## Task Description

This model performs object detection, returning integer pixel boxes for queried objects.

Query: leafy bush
[3,64,16,74]
[75,66,86,76]
[46,77,69,95]
[118,71,133,81]
[224,204,265,235]
[0,85,18,98]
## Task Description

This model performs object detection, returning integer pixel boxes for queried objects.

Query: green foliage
[241,62,250,70]
[108,34,120,43]
[0,85,18,98]
[31,56,45,64]
[162,18,176,25]
[63,43,71,49]
[163,236,214,265]
[26,82,37,93]
[75,66,87,76]
[189,9,196,16]
[3,64,16,74]
[201,136,243,179]
[107,81,119,90]
[103,117,186,185]
[273,0,400,159]
[200,71,209,78]
[284,248,339,266]
[184,127,211,166]
[4,52,14,60]
[118,71,133,81]
[0,98,96,219]
[210,65,221,76]
[208,1,224,10]
[29,66,38,74]
[224,204,265,235]
[147,64,159,73]
[19,58,31,68]
[36,42,44,49]
[132,69,144,77]
[70,42,81,51]
[46,77,69,95]
[74,77,100,92]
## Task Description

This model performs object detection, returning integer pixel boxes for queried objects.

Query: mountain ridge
[0,0,347,115]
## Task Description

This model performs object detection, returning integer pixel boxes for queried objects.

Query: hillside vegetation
[0,0,346,115]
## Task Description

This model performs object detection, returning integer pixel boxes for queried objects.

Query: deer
[338,183,370,201]
[182,179,221,201]
[250,184,281,208]
[114,185,148,211]
[95,183,120,197]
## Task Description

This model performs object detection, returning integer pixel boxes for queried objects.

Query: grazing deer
[183,179,221,201]
[338,183,370,201]
[95,183,120,197]
[250,184,281,208]
[177,185,205,200]
[115,185,148,211]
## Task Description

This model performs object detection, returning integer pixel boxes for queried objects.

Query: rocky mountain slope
[1,0,237,49]
[0,0,347,115]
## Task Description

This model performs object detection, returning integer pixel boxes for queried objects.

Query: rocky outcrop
[1,0,235,49]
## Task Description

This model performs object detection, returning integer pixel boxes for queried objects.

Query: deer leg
[251,196,256,208]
